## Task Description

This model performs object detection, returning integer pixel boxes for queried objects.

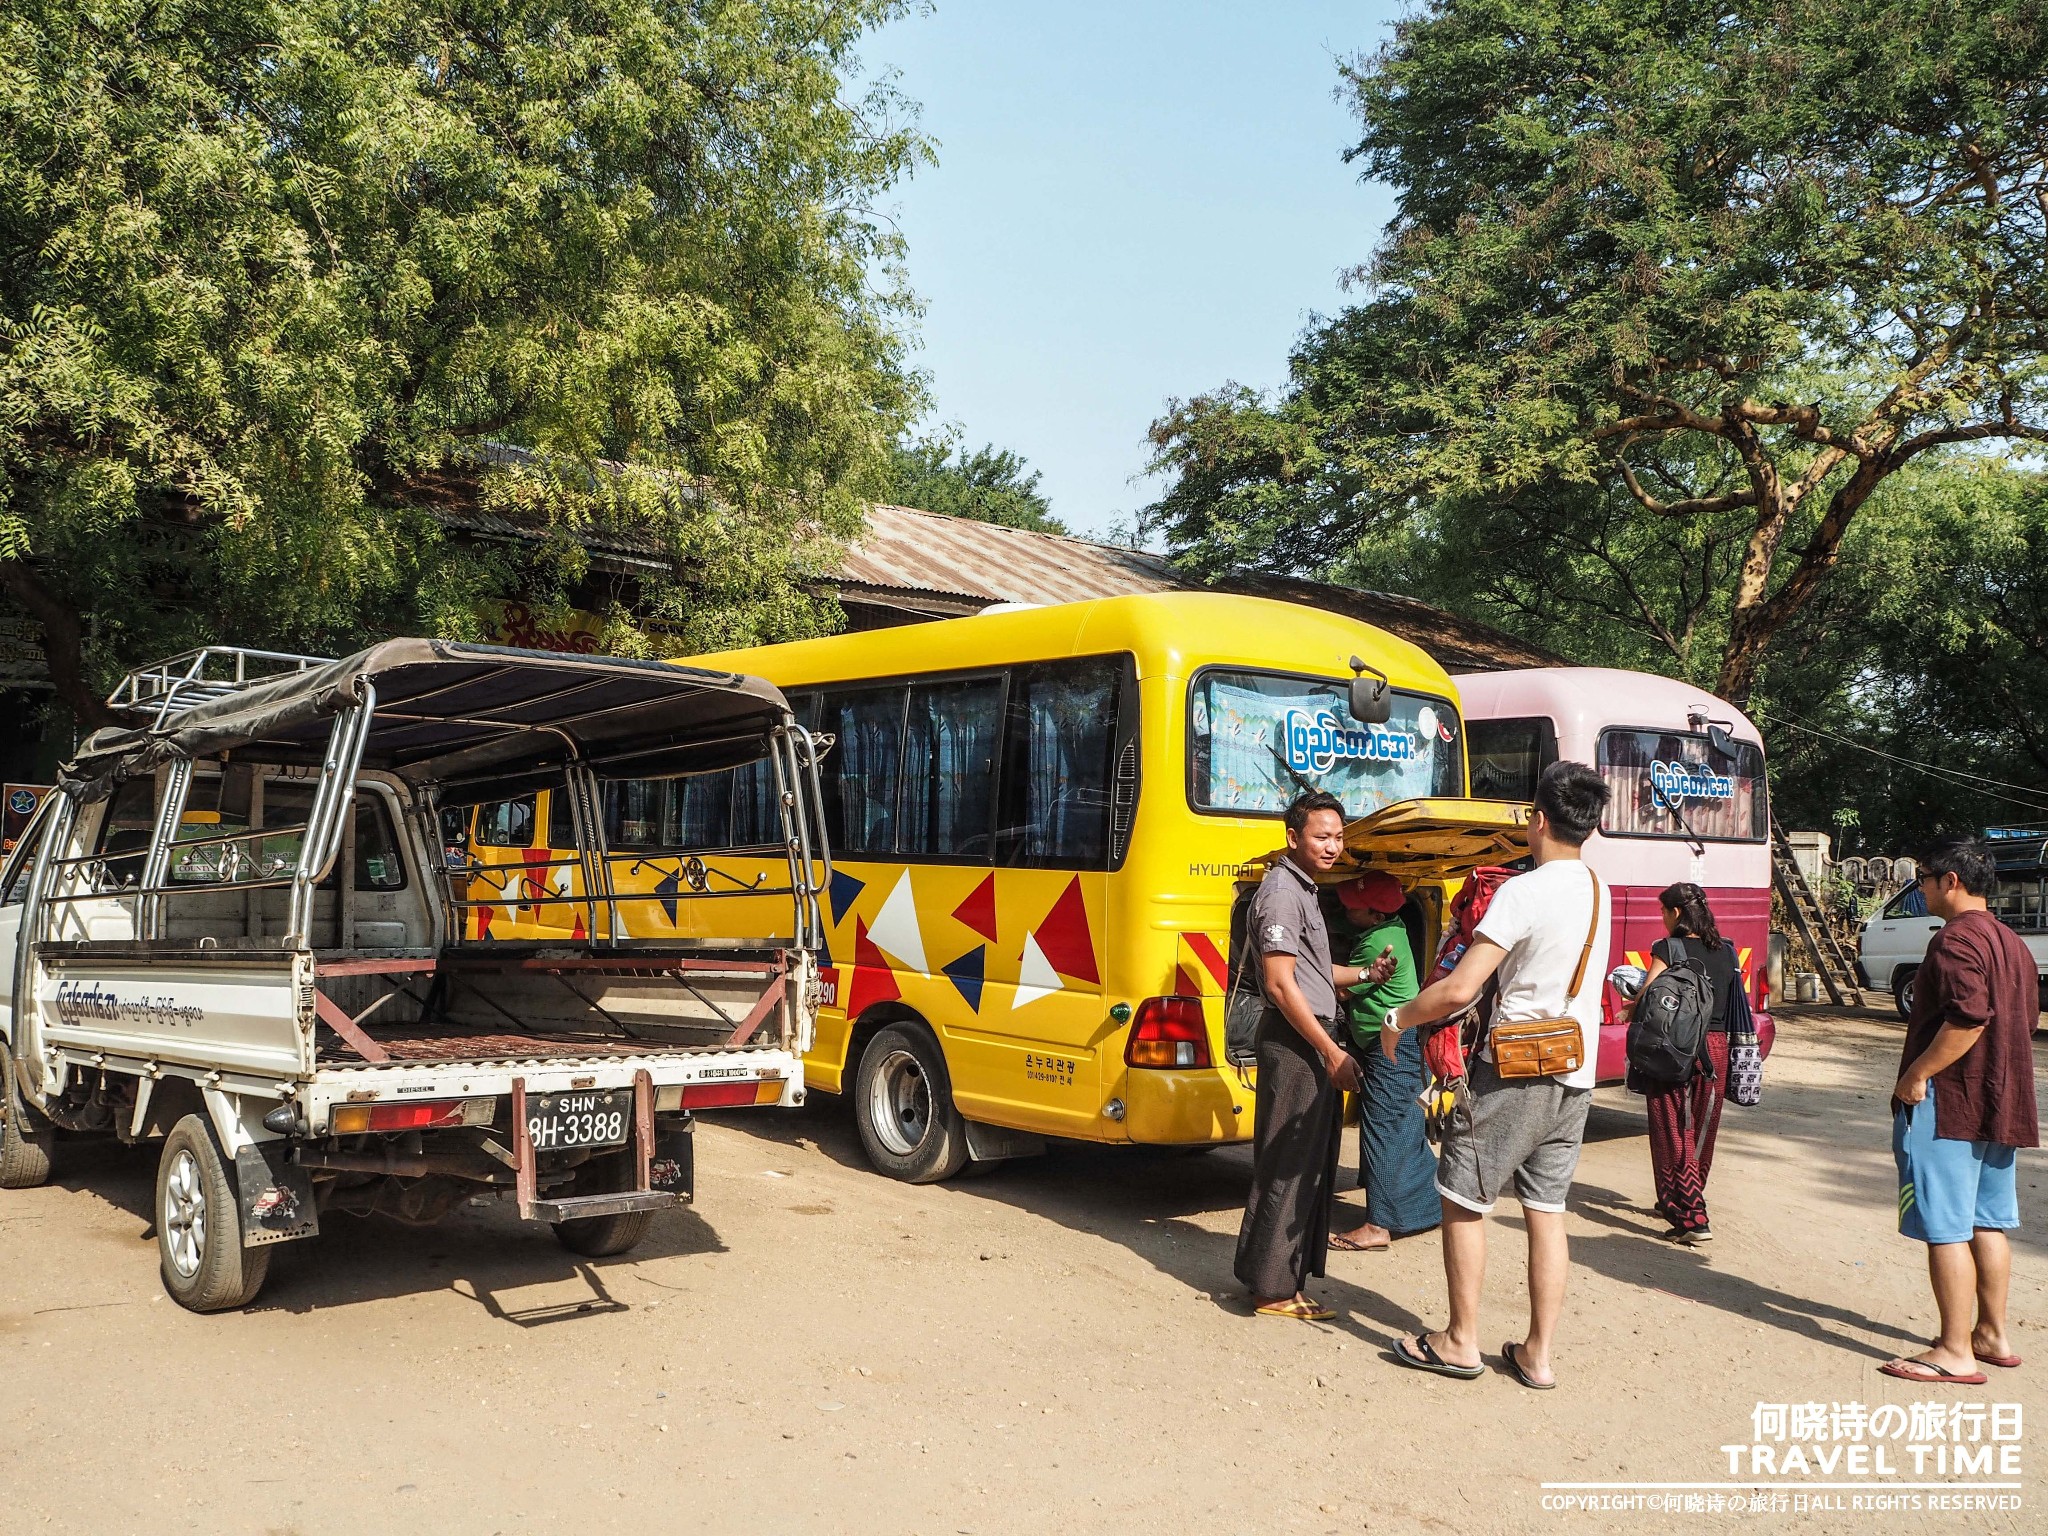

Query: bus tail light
[1125,996,1213,1069]
[670,1079,784,1110]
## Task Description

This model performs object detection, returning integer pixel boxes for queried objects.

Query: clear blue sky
[862,1,1404,541]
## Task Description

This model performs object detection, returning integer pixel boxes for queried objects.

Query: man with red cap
[1330,870,1438,1251]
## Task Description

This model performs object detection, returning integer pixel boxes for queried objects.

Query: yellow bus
[449,593,1527,1180]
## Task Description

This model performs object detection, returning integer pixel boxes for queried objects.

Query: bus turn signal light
[1125,996,1213,1070]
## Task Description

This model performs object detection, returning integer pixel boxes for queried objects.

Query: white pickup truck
[0,641,829,1310]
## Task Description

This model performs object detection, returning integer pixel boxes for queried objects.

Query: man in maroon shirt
[1883,835,2041,1386]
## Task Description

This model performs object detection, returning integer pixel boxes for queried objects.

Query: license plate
[526,1090,630,1151]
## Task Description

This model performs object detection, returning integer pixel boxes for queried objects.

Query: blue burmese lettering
[1649,758,1735,803]
[1282,708,1414,775]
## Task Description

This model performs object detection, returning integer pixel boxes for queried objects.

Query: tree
[1148,0,2048,704]
[0,0,924,727]
[884,431,1063,533]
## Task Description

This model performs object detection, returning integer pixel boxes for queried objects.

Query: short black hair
[1921,834,1996,897]
[1533,761,1609,846]
[1285,789,1347,834]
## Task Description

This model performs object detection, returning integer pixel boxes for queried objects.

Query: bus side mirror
[1707,723,1737,758]
[1348,656,1392,725]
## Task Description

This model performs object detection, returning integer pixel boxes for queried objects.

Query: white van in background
[1856,833,2048,1018]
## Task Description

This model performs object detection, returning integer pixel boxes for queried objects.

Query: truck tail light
[329,1098,492,1135]
[673,1079,782,1110]
[1125,996,1212,1069]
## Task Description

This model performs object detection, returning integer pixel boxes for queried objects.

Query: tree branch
[0,562,114,730]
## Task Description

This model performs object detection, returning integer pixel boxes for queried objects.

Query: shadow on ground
[38,1134,726,1322]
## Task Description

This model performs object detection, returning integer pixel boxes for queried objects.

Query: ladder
[1770,819,1867,1006]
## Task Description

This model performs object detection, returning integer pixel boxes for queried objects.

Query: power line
[1754,705,2048,812]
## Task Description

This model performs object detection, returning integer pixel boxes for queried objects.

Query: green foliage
[1147,0,2048,702]
[0,0,925,720]
[884,430,1062,533]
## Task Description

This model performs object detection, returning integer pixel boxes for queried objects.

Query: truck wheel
[0,1049,54,1190]
[157,1115,270,1312]
[552,1149,655,1258]
[854,1022,969,1183]
[1893,967,1917,1021]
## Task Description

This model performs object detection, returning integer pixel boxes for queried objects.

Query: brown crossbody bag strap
[1489,869,1602,1080]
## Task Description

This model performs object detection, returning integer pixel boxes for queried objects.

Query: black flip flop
[1503,1340,1556,1391]
[1392,1334,1484,1380]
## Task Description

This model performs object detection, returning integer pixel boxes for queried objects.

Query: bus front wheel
[854,1023,970,1183]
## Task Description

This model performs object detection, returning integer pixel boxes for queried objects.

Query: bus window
[475,795,537,849]
[1467,716,1556,801]
[820,686,908,857]
[997,658,1123,868]
[901,676,1003,860]
[1187,669,1461,817]
[1596,728,1766,841]
[547,785,575,847]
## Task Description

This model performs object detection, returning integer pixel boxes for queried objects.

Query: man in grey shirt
[1234,789,1384,1320]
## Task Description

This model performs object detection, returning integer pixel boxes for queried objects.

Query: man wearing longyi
[1234,790,1393,1321]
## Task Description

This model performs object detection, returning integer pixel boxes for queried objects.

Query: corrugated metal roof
[839,504,1181,606]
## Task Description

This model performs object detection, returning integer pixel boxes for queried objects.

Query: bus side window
[900,677,1002,860]
[1466,716,1555,801]
[546,786,575,847]
[996,659,1121,869]
[475,795,537,849]
[818,686,908,857]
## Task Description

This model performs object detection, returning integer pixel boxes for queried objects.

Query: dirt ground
[1,1006,2043,1536]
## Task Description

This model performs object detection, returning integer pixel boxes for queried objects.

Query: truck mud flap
[235,1143,319,1246]
[650,1122,694,1202]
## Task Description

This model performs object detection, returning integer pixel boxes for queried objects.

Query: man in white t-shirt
[1376,761,1613,1389]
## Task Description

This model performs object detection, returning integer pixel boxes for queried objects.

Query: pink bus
[1457,668,1776,1082]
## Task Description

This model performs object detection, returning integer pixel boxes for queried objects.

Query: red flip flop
[1975,1350,2023,1369]
[1879,1358,1988,1386]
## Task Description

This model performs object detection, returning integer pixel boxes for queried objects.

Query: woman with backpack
[1629,882,1739,1245]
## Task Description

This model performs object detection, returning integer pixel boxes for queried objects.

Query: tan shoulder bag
[1489,869,1601,1080]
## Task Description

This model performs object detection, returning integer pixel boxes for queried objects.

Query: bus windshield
[1188,669,1463,817]
[1596,727,1766,842]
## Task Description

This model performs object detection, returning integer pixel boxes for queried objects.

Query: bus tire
[0,1048,54,1190]
[1892,967,1917,1021]
[854,1022,970,1183]
[552,1150,655,1258]
[156,1114,271,1313]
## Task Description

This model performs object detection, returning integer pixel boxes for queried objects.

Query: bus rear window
[1187,671,1463,817]
[1596,728,1766,842]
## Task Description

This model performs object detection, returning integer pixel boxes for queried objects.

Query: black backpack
[1223,885,1263,1071]
[1627,937,1715,1088]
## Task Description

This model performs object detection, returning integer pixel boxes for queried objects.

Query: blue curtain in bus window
[998,660,1120,867]
[1189,671,1460,816]
[675,771,735,849]
[1596,729,1766,840]
[822,687,906,857]
[730,757,782,848]
[900,678,1002,859]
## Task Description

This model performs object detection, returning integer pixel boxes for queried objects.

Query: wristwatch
[1383,1006,1403,1032]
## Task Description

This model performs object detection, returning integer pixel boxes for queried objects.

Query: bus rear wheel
[854,1023,969,1183]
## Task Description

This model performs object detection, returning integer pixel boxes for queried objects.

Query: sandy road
[1,1006,2042,1536]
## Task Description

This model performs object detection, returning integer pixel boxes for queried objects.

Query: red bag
[1421,866,1516,1083]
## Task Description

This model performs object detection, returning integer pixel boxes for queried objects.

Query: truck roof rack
[107,646,336,729]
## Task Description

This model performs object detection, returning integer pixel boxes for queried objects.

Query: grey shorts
[1435,1057,1593,1214]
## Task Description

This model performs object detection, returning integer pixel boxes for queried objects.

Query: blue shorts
[1893,1102,2020,1245]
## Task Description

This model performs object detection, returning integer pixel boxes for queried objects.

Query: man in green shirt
[1330,872,1440,1250]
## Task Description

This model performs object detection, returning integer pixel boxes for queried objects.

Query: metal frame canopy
[65,640,792,793]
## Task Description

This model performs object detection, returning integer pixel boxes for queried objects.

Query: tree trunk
[0,562,115,731]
